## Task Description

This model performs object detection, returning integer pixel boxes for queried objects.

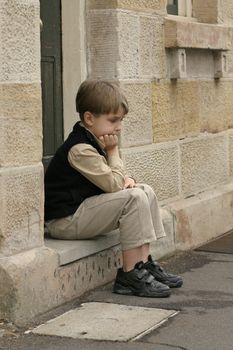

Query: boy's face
[84,106,125,138]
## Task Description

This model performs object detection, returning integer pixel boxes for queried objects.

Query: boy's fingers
[102,134,118,147]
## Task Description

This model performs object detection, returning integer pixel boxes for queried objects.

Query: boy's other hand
[99,134,118,152]
[124,176,136,189]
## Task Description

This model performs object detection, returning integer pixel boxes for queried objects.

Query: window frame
[178,0,192,17]
[167,0,193,17]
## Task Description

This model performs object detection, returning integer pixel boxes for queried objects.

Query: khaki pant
[46,184,165,251]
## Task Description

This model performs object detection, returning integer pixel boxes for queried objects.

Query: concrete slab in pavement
[32,302,178,341]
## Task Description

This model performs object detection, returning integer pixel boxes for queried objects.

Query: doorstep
[44,230,120,266]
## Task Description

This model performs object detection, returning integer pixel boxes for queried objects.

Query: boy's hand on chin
[99,134,118,151]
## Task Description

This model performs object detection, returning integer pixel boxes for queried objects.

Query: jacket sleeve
[68,143,126,193]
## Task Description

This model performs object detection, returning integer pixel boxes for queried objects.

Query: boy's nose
[116,123,122,132]
[115,126,121,133]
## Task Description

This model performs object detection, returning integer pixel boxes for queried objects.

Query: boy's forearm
[68,144,126,193]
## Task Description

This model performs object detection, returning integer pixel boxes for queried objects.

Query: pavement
[1,247,233,350]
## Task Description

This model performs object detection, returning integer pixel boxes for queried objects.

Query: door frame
[40,0,64,167]
[61,0,87,139]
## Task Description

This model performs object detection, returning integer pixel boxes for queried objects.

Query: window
[167,0,178,15]
[167,0,192,17]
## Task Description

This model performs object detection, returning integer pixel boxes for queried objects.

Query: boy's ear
[83,111,94,127]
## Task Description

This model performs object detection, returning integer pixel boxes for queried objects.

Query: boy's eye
[110,117,124,123]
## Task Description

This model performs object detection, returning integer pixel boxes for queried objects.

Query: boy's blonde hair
[76,80,128,121]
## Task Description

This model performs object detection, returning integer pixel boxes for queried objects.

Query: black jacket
[44,122,105,221]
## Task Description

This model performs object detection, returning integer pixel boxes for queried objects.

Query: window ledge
[166,14,198,22]
[165,18,233,50]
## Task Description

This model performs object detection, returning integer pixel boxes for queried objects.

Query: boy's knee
[127,187,148,202]
[137,183,156,197]
[140,183,153,192]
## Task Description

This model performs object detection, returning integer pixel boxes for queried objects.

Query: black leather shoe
[113,261,171,297]
[144,255,183,288]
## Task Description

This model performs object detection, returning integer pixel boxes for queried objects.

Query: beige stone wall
[119,82,153,147]
[230,131,233,176]
[0,84,42,167]
[87,9,166,80]
[192,0,218,23]
[152,79,233,143]
[87,0,166,12]
[0,0,48,323]
[152,80,200,142]
[86,0,233,204]
[192,0,233,25]
[0,0,43,257]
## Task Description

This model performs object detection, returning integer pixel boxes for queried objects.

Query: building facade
[0,0,233,324]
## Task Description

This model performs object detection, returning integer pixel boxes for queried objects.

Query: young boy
[45,80,183,298]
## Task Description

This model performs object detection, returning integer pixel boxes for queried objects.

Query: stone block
[57,246,122,303]
[152,80,200,142]
[139,15,166,78]
[45,231,120,266]
[0,117,42,167]
[213,51,229,78]
[87,10,168,80]
[218,0,233,25]
[0,83,42,166]
[0,165,44,257]
[199,80,233,133]
[121,143,180,201]
[0,247,60,324]
[0,83,42,119]
[87,0,166,12]
[87,10,119,79]
[180,134,229,196]
[164,18,233,50]
[167,48,187,79]
[168,183,233,250]
[185,49,215,78]
[0,0,40,82]
[229,131,233,176]
[117,11,139,79]
[192,0,218,23]
[119,82,153,147]
[227,50,233,75]
[87,10,139,79]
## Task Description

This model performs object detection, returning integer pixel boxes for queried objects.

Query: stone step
[44,230,120,266]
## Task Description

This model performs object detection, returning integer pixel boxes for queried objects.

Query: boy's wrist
[106,146,119,157]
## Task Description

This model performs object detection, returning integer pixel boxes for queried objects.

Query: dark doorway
[40,0,63,169]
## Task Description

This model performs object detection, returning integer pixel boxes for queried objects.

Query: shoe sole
[165,280,183,288]
[113,284,171,298]
[149,276,183,288]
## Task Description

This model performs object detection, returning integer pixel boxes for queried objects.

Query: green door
[40,0,63,169]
